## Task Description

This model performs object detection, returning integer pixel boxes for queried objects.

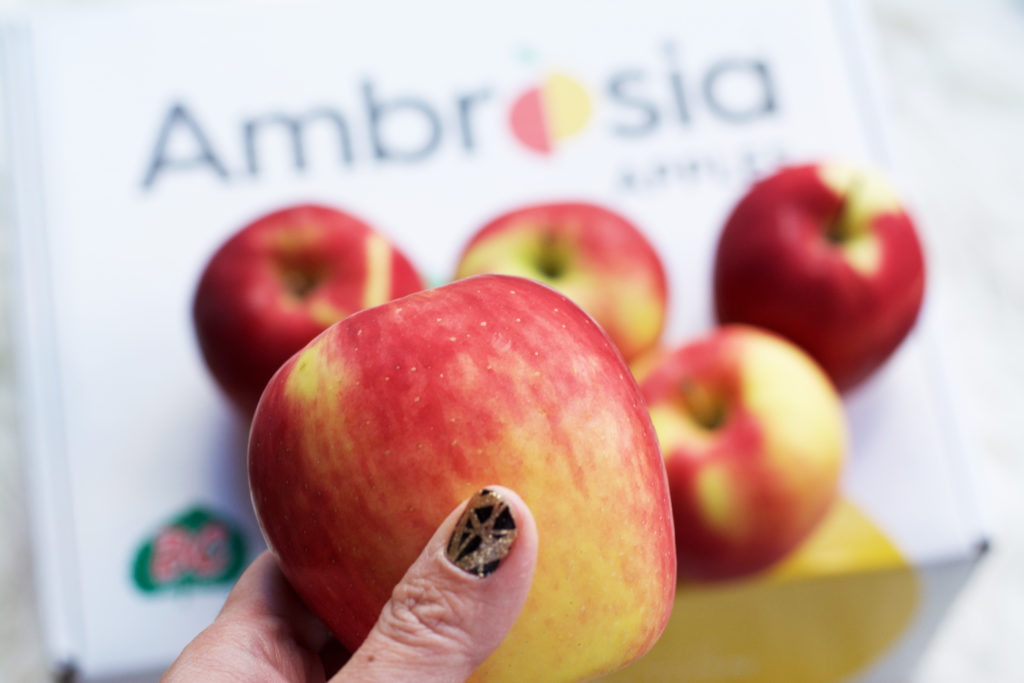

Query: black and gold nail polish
[446,488,517,577]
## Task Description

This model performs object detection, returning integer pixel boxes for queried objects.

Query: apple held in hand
[249,274,676,681]
[713,163,926,391]
[637,325,845,581]
[193,204,424,414]
[455,202,668,362]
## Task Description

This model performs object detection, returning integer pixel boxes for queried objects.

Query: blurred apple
[249,274,676,681]
[638,325,845,581]
[193,204,424,414]
[713,163,926,391]
[455,201,667,361]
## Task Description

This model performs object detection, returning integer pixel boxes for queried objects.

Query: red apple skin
[249,275,676,681]
[639,326,845,581]
[713,164,926,391]
[455,202,668,362]
[193,204,424,415]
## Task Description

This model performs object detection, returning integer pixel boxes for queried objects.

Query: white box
[0,1,986,680]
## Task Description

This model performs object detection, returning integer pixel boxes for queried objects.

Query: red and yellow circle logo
[508,73,592,154]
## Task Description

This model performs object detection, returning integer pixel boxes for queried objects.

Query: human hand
[163,486,537,682]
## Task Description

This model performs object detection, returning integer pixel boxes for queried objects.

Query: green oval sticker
[133,506,247,593]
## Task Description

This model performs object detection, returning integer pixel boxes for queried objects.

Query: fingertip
[443,486,537,582]
[339,486,537,681]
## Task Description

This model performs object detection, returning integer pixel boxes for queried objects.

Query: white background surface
[1,0,1022,681]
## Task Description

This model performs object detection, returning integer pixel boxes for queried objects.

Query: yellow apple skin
[249,275,676,681]
[640,325,845,581]
[455,202,668,362]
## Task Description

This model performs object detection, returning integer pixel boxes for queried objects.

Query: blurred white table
[1,0,1023,681]
[865,1,1024,681]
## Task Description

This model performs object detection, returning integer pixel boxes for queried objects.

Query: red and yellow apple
[454,202,668,362]
[637,325,845,581]
[193,204,424,414]
[248,274,676,681]
[713,163,926,391]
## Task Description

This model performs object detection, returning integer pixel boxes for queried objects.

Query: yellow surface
[694,465,742,539]
[308,299,345,328]
[543,72,591,140]
[740,330,846,498]
[602,499,919,682]
[361,232,393,309]
[818,164,901,275]
[283,344,346,411]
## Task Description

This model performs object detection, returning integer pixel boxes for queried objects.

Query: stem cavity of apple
[679,380,727,431]
[821,171,886,275]
[825,172,867,245]
[280,266,323,298]
[535,231,571,279]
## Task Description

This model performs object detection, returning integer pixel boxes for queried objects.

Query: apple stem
[282,268,321,298]
[680,380,726,431]
[536,231,569,279]
[825,173,865,244]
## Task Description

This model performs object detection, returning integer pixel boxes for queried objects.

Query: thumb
[334,486,537,682]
